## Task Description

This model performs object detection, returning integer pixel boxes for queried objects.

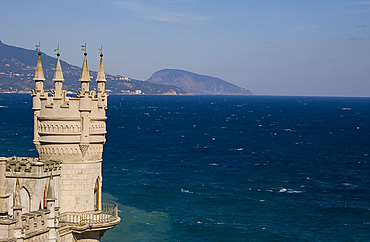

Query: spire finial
[35,42,41,56]
[99,45,103,58]
[54,45,60,58]
[46,173,56,200]
[81,43,87,56]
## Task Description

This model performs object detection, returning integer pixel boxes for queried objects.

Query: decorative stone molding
[79,144,89,157]
[39,123,81,133]
[40,147,80,155]
[35,143,42,157]
[89,123,106,133]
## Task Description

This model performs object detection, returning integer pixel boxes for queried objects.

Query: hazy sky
[1,0,370,96]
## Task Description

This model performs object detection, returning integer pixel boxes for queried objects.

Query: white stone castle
[0,47,120,241]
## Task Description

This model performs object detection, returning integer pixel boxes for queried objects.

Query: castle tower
[33,48,107,214]
[0,45,118,242]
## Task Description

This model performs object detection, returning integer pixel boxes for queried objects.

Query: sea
[0,94,369,241]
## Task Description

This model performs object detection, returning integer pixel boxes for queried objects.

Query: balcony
[59,202,120,232]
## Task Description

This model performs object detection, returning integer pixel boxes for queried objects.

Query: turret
[46,174,57,242]
[0,158,8,216]
[32,49,46,110]
[32,44,109,214]
[12,178,23,214]
[33,52,46,94]
[52,49,64,98]
[32,44,45,155]
[96,48,107,108]
[78,46,91,96]
[12,178,24,240]
[6,44,121,241]
[78,47,91,151]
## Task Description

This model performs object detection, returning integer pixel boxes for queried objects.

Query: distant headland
[147,69,252,95]
[0,40,252,95]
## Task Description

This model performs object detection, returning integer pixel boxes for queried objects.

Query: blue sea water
[0,94,369,241]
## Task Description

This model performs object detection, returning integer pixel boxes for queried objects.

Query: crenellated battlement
[32,50,108,164]
[4,157,61,178]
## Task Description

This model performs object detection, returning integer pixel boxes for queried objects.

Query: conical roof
[46,174,56,200]
[52,57,64,82]
[79,56,91,82]
[96,56,106,82]
[13,178,22,208]
[33,53,46,81]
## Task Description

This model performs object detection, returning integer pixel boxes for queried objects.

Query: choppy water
[0,94,369,241]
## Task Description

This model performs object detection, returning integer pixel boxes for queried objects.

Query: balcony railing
[59,202,119,227]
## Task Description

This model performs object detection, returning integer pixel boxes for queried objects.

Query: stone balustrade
[59,202,119,227]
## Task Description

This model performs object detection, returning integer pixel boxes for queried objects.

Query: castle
[0,47,120,241]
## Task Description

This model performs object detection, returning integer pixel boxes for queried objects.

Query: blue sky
[1,0,370,96]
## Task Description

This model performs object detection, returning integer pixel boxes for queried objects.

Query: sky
[1,0,370,96]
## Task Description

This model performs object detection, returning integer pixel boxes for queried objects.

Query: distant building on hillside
[0,47,120,241]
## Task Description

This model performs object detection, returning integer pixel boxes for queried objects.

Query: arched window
[94,178,100,211]
[20,187,31,213]
[43,186,47,209]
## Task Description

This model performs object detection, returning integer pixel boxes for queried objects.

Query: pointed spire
[79,44,91,83]
[13,178,22,209]
[53,47,64,82]
[96,53,106,83]
[46,174,56,200]
[52,56,64,82]
[33,52,46,81]
[79,55,91,82]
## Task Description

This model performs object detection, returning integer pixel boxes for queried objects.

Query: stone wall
[3,157,61,215]
[60,161,101,213]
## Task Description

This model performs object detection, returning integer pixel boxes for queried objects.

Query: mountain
[146,69,252,95]
[0,40,185,95]
[0,40,252,95]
